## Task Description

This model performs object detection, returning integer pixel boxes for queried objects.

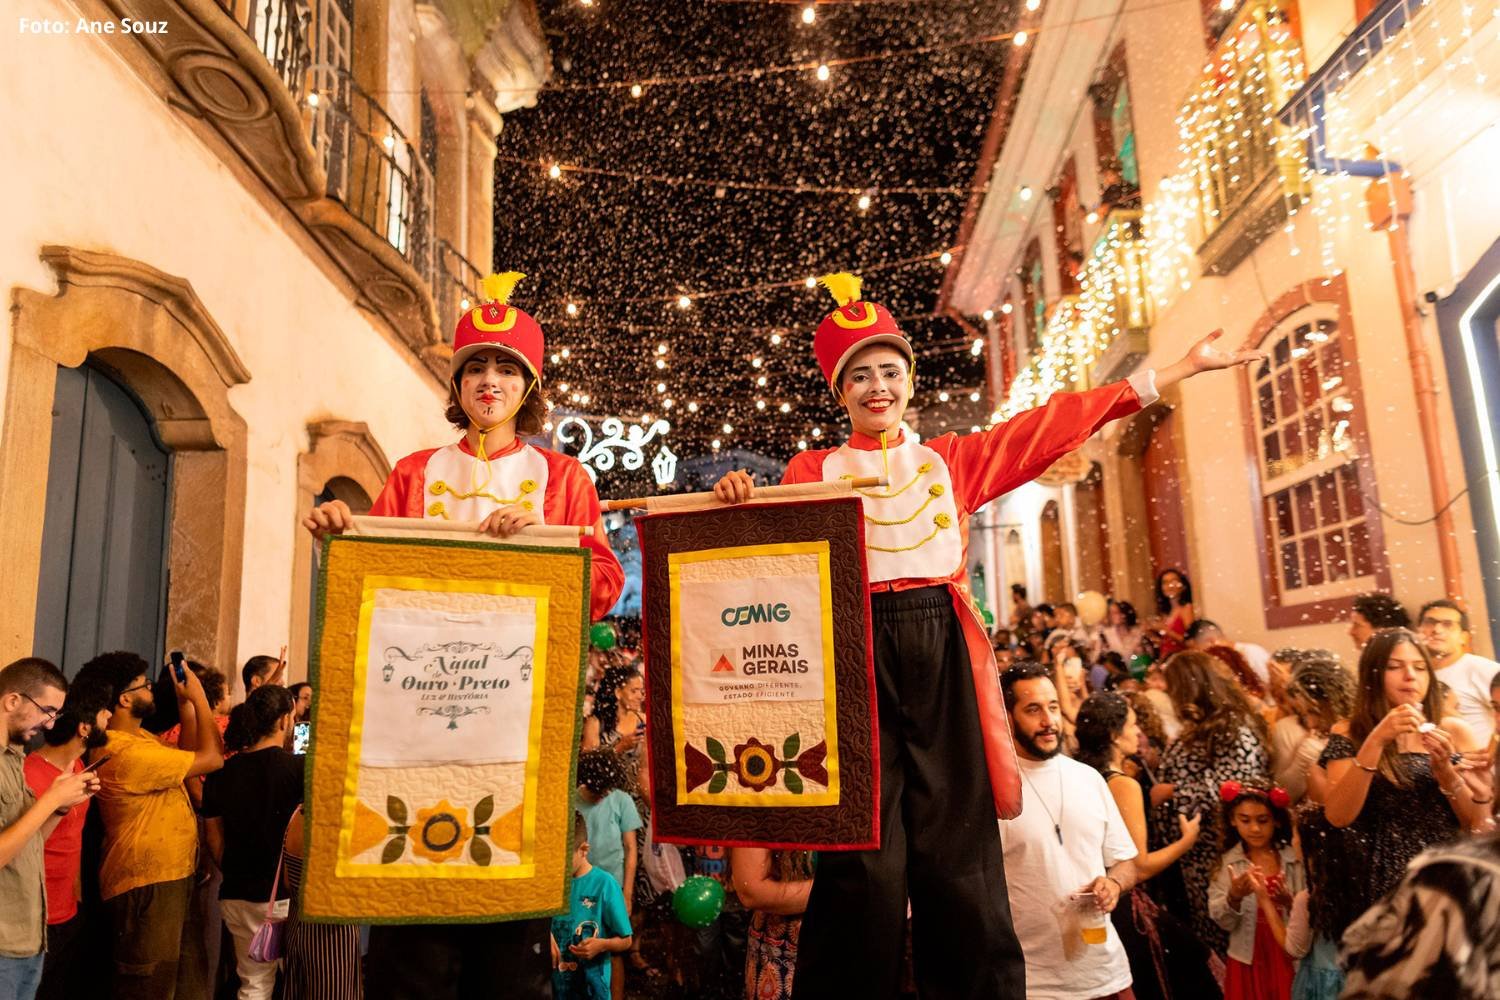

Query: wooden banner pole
[346,516,593,539]
[602,476,887,513]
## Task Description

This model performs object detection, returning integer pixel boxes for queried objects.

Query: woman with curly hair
[1076,692,1220,1000]
[1153,651,1271,955]
[1274,655,1352,804]
[583,663,645,757]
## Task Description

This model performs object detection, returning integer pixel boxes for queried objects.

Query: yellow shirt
[96,730,196,901]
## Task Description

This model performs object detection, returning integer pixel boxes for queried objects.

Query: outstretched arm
[1154,329,1268,392]
[947,330,1263,510]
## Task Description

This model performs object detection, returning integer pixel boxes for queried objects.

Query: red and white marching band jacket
[368,436,624,622]
[782,372,1158,818]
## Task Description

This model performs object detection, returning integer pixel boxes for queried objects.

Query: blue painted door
[33,364,171,677]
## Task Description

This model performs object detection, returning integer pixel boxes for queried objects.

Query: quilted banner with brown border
[302,534,590,923]
[639,497,878,849]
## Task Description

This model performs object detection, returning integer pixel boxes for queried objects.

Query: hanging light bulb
[770,333,783,345]
[752,356,764,369]
[805,276,817,288]
[656,342,669,355]
[548,163,562,179]
[756,375,768,387]
[664,398,674,409]
[971,339,984,356]
[798,439,808,450]
[756,400,767,411]
[982,309,994,321]
[939,390,950,402]
[802,5,815,24]
[656,382,666,393]
[779,402,792,414]
[677,295,692,309]
[970,391,981,402]
[816,64,830,82]
[560,348,571,358]
[712,439,722,450]
[460,298,471,310]
[722,423,733,434]
[940,250,953,265]
[1025,0,1041,9]
[1013,30,1029,46]
[687,401,699,413]
[857,193,872,211]
[811,427,823,438]
[630,83,643,98]
[565,302,579,316]
[1001,302,1013,314]
[1019,186,1033,201]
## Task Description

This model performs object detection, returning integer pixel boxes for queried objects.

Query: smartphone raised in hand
[169,649,187,684]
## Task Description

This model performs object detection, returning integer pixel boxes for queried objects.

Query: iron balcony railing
[306,63,438,292]
[216,0,312,98]
[436,240,486,345]
[1078,208,1153,344]
[1177,0,1309,242]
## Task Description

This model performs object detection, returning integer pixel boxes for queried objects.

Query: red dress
[1223,872,1295,1000]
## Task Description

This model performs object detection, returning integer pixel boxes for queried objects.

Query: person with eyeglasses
[73,651,224,1000]
[1417,599,1500,747]
[0,657,99,1000]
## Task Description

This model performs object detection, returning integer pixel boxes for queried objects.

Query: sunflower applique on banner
[684,734,831,795]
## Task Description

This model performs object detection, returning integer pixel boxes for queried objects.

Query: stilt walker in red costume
[715,273,1263,999]
[304,272,624,1000]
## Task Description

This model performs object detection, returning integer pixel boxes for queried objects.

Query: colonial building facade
[948,0,1500,653]
[2,0,550,681]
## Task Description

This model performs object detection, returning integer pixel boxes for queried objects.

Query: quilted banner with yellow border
[639,497,878,850]
[303,535,590,923]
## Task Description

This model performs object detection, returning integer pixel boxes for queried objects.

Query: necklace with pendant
[1019,762,1065,844]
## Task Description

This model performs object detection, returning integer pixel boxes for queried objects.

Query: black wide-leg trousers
[792,586,1025,1000]
[366,918,552,1000]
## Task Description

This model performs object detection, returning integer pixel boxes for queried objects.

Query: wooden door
[34,365,171,676]
[1142,406,1191,577]
[1040,500,1065,603]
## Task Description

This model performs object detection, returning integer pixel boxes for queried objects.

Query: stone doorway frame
[1,246,250,673]
[288,420,390,680]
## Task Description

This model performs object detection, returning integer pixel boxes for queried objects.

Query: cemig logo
[720,603,791,627]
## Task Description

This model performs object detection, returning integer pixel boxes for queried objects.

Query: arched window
[1249,295,1382,616]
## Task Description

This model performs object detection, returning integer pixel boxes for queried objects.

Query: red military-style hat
[449,272,545,383]
[813,272,913,393]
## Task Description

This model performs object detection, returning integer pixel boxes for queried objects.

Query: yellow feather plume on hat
[817,272,862,308]
[480,271,525,305]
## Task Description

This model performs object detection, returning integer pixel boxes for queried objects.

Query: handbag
[248,805,300,963]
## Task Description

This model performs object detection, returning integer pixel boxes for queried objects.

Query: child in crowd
[1211,781,1303,1000]
[1284,804,1356,1000]
[552,813,633,1000]
[576,749,642,999]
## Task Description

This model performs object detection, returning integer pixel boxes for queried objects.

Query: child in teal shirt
[552,813,633,1000]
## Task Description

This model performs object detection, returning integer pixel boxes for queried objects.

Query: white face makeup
[459,350,529,430]
[838,344,911,437]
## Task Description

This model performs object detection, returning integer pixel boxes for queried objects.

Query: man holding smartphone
[74,651,224,1000]
[0,658,98,1000]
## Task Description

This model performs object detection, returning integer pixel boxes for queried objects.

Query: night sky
[494,0,1017,470]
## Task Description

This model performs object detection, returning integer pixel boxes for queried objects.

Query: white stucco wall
[979,0,1496,656]
[3,0,455,669]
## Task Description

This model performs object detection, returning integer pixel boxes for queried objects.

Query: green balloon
[590,622,617,651]
[671,875,725,928]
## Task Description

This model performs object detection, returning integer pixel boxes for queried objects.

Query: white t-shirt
[999,754,1137,1000]
[1436,652,1500,746]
